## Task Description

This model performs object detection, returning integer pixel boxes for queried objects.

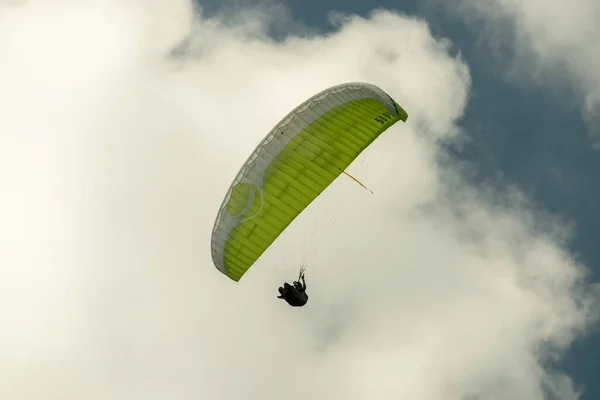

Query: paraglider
[210,82,408,290]
[277,266,308,307]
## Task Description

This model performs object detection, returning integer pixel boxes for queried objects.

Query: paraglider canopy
[210,82,408,281]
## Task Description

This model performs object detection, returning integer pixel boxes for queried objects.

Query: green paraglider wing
[211,82,408,281]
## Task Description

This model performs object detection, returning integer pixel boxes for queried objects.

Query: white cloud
[439,0,600,143]
[0,1,597,399]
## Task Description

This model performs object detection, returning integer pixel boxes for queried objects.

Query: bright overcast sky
[1,1,598,399]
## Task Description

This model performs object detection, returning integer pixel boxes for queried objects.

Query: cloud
[437,0,600,143]
[0,1,597,399]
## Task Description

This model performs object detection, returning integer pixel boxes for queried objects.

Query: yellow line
[343,171,374,194]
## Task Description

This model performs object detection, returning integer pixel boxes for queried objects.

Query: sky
[0,0,599,399]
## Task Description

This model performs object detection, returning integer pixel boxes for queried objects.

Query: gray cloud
[437,0,600,143]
